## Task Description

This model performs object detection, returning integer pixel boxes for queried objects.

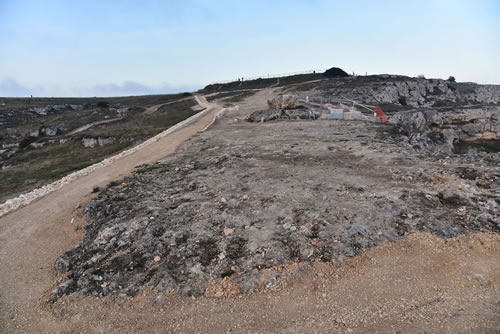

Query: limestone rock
[281,94,297,109]
[267,95,298,110]
[267,98,281,110]
[82,138,98,148]
[390,106,500,151]
[82,137,115,148]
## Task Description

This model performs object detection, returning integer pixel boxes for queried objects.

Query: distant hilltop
[201,67,500,108]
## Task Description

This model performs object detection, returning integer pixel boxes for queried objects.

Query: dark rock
[323,67,349,78]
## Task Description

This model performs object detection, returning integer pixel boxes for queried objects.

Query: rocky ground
[54,104,499,299]
[287,75,500,109]
[43,232,500,333]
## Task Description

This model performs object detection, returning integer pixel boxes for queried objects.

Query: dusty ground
[0,88,499,333]
[6,232,500,334]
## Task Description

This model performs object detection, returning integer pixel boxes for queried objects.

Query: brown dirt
[0,91,499,333]
[13,232,500,333]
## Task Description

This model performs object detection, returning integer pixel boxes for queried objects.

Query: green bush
[97,101,109,108]
[19,136,37,149]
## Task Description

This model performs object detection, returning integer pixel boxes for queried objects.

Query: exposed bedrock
[390,106,500,152]
[312,77,500,107]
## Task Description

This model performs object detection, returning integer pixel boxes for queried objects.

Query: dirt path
[67,118,123,135]
[0,96,222,333]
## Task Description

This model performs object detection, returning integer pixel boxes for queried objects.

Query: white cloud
[87,81,199,97]
[0,78,40,97]
[0,78,200,97]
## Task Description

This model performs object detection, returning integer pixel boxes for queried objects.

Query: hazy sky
[0,0,499,96]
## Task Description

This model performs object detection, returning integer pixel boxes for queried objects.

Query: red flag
[373,106,388,123]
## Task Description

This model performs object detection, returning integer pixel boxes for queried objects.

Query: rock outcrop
[267,94,297,110]
[390,106,500,151]
[314,76,500,108]
[247,109,319,122]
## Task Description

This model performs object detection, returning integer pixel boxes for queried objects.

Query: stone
[267,98,281,110]
[30,129,40,137]
[30,142,45,149]
[41,127,60,136]
[98,137,115,146]
[223,228,235,236]
[82,138,98,148]
[266,95,297,110]
[281,94,297,109]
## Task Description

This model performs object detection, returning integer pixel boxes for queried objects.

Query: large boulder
[281,94,297,109]
[267,95,297,110]
[267,99,281,110]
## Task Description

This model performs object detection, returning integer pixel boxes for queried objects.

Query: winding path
[67,117,123,135]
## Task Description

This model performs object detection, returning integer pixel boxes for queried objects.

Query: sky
[0,0,499,97]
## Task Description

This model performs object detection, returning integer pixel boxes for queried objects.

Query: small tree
[97,101,109,108]
[19,136,37,149]
[447,76,456,82]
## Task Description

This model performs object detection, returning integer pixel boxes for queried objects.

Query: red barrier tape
[374,106,388,123]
